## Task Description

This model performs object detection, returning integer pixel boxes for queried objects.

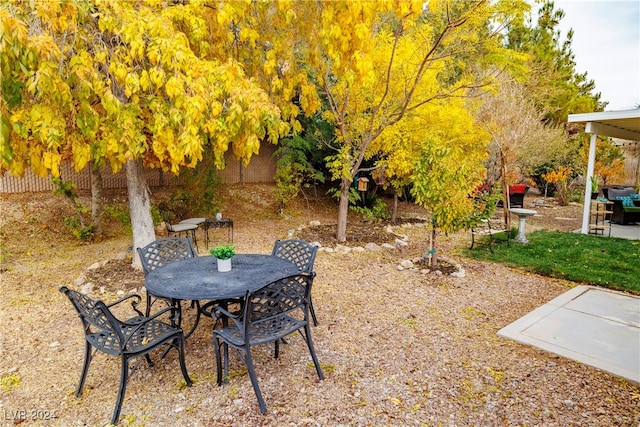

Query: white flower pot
[217,257,232,272]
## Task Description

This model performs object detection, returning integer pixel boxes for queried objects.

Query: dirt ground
[1,184,638,426]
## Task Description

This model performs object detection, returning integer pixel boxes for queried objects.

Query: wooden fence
[0,144,277,193]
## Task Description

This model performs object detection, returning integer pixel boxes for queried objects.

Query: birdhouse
[357,177,369,192]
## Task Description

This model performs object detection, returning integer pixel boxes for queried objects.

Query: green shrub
[51,178,93,241]
[103,205,131,227]
[350,197,390,222]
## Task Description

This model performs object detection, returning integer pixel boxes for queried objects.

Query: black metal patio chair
[159,209,199,250]
[60,286,192,425]
[271,239,320,326]
[211,273,324,414]
[137,237,202,336]
[137,237,196,276]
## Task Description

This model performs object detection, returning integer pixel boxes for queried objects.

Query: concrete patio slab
[498,285,640,384]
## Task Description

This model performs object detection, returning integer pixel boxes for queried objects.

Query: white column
[580,131,598,234]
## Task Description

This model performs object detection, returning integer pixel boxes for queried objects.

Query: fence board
[0,144,277,193]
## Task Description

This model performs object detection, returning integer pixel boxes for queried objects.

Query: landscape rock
[335,244,352,254]
[395,238,408,247]
[364,242,381,251]
[451,269,466,278]
[80,282,94,294]
[400,259,414,269]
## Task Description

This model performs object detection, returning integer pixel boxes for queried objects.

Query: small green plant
[327,186,362,205]
[103,205,131,227]
[273,134,325,212]
[1,373,21,391]
[590,175,600,193]
[209,244,235,260]
[350,197,390,222]
[63,216,95,241]
[51,178,94,241]
[0,242,11,264]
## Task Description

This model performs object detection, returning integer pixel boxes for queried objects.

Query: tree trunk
[500,151,510,228]
[90,162,103,237]
[126,159,156,269]
[391,190,398,223]
[429,223,438,267]
[336,178,351,242]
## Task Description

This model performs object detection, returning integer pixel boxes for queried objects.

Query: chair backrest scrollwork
[271,239,318,273]
[137,237,196,276]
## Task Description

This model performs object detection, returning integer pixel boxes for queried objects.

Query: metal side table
[204,218,233,249]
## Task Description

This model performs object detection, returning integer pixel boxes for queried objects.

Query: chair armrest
[212,304,240,321]
[107,294,143,316]
[211,303,245,331]
[142,306,181,323]
[106,293,142,307]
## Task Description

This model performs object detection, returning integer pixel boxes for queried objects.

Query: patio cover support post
[580,129,598,234]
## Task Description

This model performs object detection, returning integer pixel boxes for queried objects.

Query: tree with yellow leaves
[578,137,625,188]
[542,166,572,206]
[1,1,285,262]
[275,0,528,242]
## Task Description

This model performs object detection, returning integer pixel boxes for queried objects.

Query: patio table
[145,254,298,336]
[204,218,234,249]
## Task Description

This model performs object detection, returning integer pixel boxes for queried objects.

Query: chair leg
[145,292,152,317]
[302,323,324,381]
[309,298,319,326]
[223,342,230,382]
[111,355,130,425]
[189,230,198,252]
[243,349,267,414]
[176,336,192,386]
[76,341,93,397]
[213,335,224,386]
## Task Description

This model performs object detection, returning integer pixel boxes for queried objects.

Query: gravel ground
[1,186,638,426]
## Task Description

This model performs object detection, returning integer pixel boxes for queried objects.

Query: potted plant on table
[590,176,600,200]
[210,244,235,272]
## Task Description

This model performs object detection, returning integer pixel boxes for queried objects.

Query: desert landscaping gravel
[1,185,638,426]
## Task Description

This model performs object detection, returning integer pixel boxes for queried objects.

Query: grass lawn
[464,229,640,295]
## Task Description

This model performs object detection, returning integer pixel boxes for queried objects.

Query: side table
[589,200,613,237]
[204,218,234,249]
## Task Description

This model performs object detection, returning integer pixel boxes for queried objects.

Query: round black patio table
[145,254,298,336]
[146,254,298,300]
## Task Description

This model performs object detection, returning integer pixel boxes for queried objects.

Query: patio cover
[567,109,640,234]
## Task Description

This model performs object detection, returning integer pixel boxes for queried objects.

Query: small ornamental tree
[542,166,572,206]
[578,137,625,187]
[410,99,491,266]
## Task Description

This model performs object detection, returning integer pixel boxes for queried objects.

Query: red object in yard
[507,184,529,208]
[508,184,528,194]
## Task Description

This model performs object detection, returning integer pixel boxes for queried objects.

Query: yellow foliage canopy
[1,0,285,178]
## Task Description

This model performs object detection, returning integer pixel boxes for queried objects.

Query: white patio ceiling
[568,109,640,141]
[567,109,640,234]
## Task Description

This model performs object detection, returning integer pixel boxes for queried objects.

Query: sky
[546,0,640,111]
